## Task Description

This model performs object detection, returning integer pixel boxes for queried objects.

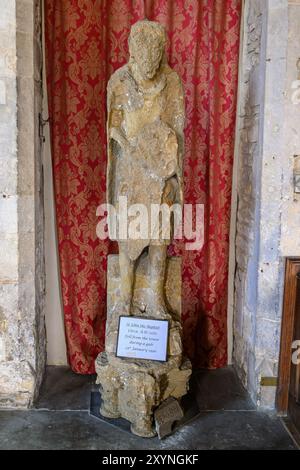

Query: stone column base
[96,254,192,437]
[95,352,192,437]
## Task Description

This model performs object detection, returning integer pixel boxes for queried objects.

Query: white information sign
[116,316,169,362]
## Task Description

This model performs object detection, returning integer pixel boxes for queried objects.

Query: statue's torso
[108,64,180,137]
[122,84,166,139]
[107,64,184,259]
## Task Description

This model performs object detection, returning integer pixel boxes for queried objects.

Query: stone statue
[96,19,191,438]
[106,19,184,319]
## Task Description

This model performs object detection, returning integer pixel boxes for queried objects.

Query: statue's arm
[106,74,131,207]
[168,73,185,205]
[106,82,124,206]
[107,88,124,150]
[109,127,130,154]
[173,76,185,160]
[107,75,132,155]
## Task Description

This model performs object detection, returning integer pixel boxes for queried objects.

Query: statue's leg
[148,244,170,319]
[119,245,134,316]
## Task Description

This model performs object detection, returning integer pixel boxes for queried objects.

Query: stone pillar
[281,0,300,254]
[0,0,45,407]
[232,0,289,408]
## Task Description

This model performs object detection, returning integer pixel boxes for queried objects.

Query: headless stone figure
[106,19,185,319]
[96,20,191,439]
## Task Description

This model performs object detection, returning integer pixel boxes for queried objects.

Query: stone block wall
[281,1,300,255]
[0,0,45,408]
[232,0,290,408]
[233,0,265,400]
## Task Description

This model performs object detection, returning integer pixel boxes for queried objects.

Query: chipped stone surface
[96,352,191,438]
[154,397,184,439]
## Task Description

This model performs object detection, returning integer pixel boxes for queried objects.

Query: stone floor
[0,366,298,450]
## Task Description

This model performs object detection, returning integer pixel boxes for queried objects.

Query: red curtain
[45,0,241,373]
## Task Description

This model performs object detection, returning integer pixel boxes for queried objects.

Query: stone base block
[97,254,192,437]
[95,352,192,437]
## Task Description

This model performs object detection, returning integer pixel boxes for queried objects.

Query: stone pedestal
[95,254,192,437]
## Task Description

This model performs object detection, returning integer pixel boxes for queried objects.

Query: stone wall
[281,1,300,255]
[232,0,266,401]
[0,0,45,407]
[232,0,292,408]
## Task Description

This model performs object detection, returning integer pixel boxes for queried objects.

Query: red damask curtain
[45,0,241,373]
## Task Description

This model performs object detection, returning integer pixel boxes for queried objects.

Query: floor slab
[192,367,256,411]
[0,409,296,450]
[35,366,96,410]
[0,365,297,450]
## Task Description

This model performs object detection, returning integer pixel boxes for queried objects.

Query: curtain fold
[45,0,241,373]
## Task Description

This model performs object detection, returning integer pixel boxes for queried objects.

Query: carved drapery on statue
[106,60,184,260]
[45,0,241,374]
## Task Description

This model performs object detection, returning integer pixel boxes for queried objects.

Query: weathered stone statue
[96,19,191,438]
[107,19,185,319]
